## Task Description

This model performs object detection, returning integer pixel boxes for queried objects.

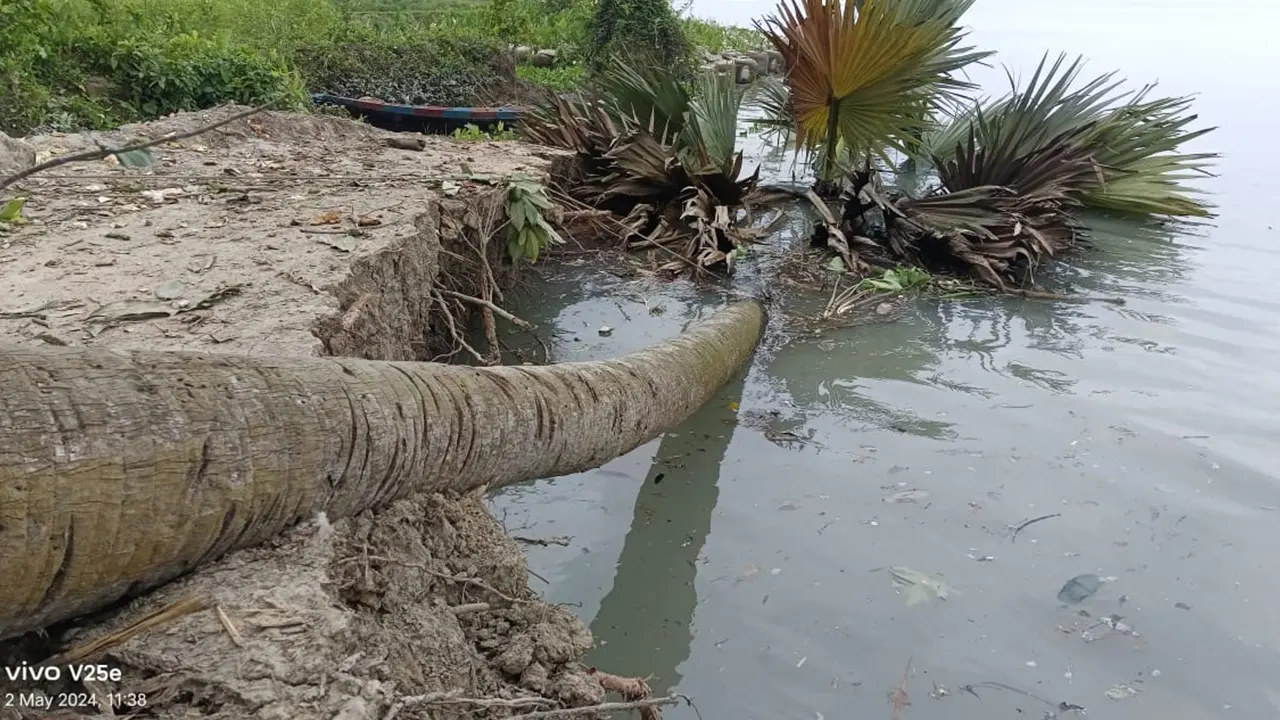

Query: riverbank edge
[0,107,668,719]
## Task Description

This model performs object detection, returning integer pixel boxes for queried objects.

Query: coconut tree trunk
[0,301,765,641]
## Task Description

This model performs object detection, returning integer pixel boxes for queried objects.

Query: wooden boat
[310,93,522,134]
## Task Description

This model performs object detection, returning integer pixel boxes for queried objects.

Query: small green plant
[451,121,517,142]
[504,175,562,263]
[857,266,932,293]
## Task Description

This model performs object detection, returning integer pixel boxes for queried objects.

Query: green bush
[100,31,306,117]
[292,27,504,106]
[682,17,767,54]
[588,0,693,76]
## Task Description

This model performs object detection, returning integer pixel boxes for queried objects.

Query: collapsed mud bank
[0,107,661,718]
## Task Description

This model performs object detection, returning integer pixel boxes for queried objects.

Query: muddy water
[490,2,1280,717]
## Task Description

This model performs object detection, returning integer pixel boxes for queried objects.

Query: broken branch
[1,104,271,191]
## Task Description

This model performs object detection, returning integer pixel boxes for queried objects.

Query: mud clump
[0,494,604,719]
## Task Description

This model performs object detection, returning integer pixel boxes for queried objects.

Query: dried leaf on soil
[312,210,344,225]
[316,235,358,253]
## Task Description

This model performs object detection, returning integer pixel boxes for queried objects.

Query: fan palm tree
[755,0,990,186]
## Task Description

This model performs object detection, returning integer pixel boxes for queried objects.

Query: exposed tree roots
[429,192,551,365]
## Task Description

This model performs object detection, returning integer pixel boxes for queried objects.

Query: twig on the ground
[450,602,491,615]
[214,605,245,648]
[1,104,271,191]
[338,553,530,606]
[49,596,208,664]
[505,695,685,720]
[1010,512,1061,542]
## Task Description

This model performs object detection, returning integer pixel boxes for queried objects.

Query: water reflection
[585,373,747,692]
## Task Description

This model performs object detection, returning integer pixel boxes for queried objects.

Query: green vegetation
[515,64,587,92]
[452,121,518,141]
[505,175,563,263]
[526,0,1217,290]
[0,0,764,136]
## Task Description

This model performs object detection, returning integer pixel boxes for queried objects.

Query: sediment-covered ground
[0,107,649,719]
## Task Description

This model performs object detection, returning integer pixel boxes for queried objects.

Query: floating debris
[1104,683,1140,700]
[1057,574,1109,604]
[889,566,954,607]
[883,489,930,504]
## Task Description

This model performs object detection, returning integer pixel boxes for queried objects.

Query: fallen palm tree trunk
[0,300,765,640]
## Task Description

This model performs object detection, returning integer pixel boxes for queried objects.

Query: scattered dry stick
[382,691,552,720]
[1010,512,1062,543]
[50,596,208,664]
[339,553,529,606]
[0,104,271,191]
[215,604,245,647]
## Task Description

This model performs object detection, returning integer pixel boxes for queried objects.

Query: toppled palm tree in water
[522,58,766,273]
[756,0,1218,290]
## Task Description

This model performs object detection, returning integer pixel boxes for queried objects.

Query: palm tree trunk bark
[0,300,765,640]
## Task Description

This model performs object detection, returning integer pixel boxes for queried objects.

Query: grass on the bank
[1,0,765,135]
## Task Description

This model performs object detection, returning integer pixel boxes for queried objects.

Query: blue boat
[311,93,522,134]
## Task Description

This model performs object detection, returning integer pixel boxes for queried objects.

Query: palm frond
[1080,89,1218,217]
[683,69,745,174]
[756,0,990,162]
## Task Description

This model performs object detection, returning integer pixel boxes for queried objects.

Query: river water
[489,1,1280,717]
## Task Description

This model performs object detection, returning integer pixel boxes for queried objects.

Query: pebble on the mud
[598,325,613,336]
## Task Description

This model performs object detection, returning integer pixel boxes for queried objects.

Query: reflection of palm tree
[762,312,957,438]
[765,211,1197,411]
[586,372,748,695]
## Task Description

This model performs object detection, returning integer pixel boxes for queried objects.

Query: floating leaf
[883,490,930,504]
[889,566,954,607]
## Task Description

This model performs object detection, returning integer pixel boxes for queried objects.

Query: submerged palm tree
[525,0,1218,290]
[523,58,761,273]
[753,0,1217,288]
